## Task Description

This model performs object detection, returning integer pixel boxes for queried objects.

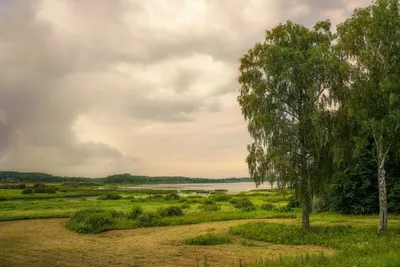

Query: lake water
[119,182,277,193]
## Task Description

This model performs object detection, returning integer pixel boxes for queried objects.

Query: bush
[228,197,241,205]
[129,205,143,219]
[231,197,255,211]
[200,203,220,212]
[388,182,400,213]
[0,183,26,189]
[65,208,124,233]
[185,234,232,245]
[32,183,46,189]
[137,212,161,227]
[287,198,300,209]
[45,187,56,194]
[163,193,180,200]
[157,206,184,217]
[0,196,5,201]
[180,203,190,209]
[312,196,329,213]
[203,199,216,205]
[21,188,33,195]
[99,192,122,200]
[274,206,293,213]
[261,203,274,211]
[211,193,232,202]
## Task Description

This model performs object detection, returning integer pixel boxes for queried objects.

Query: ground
[0,218,331,267]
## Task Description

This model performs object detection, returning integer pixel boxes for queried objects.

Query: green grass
[185,234,232,245]
[230,222,400,267]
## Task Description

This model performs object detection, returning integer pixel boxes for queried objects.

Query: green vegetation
[231,222,400,267]
[65,208,127,234]
[185,234,232,246]
[157,205,184,217]
[98,192,122,200]
[238,0,400,234]
[129,205,143,219]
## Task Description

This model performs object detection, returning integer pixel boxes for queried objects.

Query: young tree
[238,21,337,230]
[336,0,400,235]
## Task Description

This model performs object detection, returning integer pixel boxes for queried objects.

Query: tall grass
[230,222,400,267]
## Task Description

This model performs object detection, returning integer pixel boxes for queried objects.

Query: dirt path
[0,218,332,267]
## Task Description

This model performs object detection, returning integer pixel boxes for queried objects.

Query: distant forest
[0,171,252,184]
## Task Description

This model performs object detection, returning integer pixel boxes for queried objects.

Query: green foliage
[129,205,143,219]
[327,148,379,215]
[230,222,358,248]
[98,192,122,200]
[203,199,216,205]
[33,184,56,194]
[211,193,232,202]
[231,197,255,211]
[21,188,33,195]
[185,234,232,246]
[163,193,180,200]
[388,182,400,213]
[200,203,220,212]
[238,19,337,229]
[0,183,26,189]
[228,197,241,205]
[235,222,400,267]
[286,198,300,209]
[260,203,274,211]
[312,196,329,213]
[0,196,5,201]
[137,212,161,227]
[65,208,125,233]
[157,205,184,217]
[180,203,190,209]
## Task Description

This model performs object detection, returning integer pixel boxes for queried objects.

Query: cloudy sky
[0,0,371,178]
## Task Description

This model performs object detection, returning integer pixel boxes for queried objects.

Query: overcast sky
[0,0,371,178]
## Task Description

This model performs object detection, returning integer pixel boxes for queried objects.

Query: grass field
[0,183,399,267]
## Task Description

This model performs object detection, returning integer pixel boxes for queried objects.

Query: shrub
[32,183,46,189]
[45,187,56,194]
[0,183,26,189]
[287,198,300,209]
[129,205,143,219]
[21,188,33,195]
[231,197,255,211]
[203,199,216,205]
[137,212,161,227]
[200,203,220,212]
[388,182,400,213]
[180,203,190,209]
[228,197,241,205]
[274,206,293,213]
[163,193,180,200]
[261,203,274,211]
[185,234,232,245]
[157,206,184,217]
[312,196,329,213]
[211,193,232,202]
[99,192,122,200]
[0,196,5,201]
[65,208,123,233]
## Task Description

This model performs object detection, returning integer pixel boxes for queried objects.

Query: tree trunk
[377,156,388,235]
[301,177,311,231]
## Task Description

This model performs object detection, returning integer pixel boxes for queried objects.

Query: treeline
[0,171,252,184]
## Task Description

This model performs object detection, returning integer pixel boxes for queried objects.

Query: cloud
[0,0,373,177]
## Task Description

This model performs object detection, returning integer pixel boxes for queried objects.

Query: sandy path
[0,218,332,267]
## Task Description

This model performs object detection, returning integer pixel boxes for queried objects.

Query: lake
[119,182,277,193]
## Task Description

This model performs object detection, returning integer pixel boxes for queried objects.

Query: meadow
[0,183,400,266]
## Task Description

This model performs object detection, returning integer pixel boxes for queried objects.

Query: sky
[0,0,372,178]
